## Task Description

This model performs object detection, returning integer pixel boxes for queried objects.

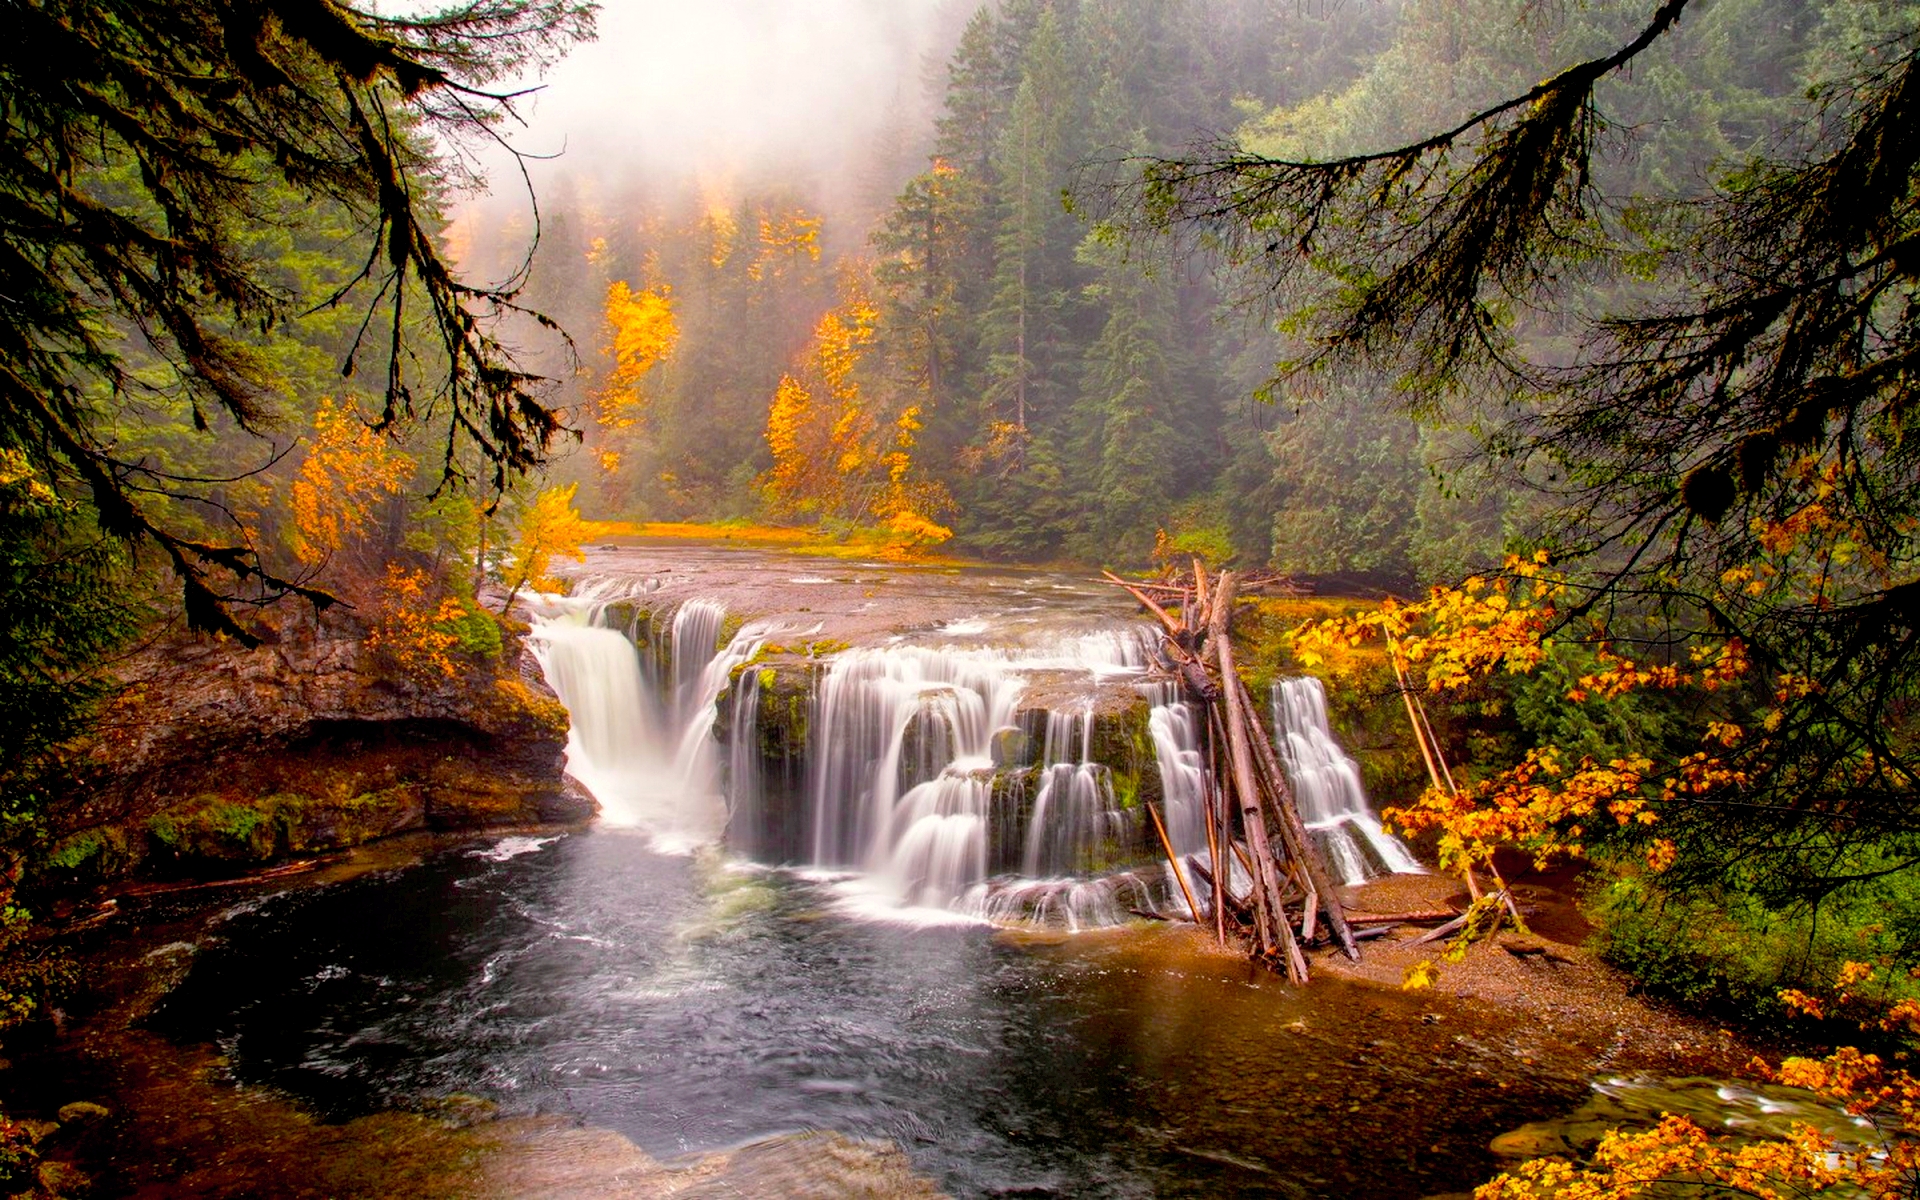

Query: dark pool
[147,829,1580,1198]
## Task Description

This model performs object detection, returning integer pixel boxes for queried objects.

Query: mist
[453,0,960,240]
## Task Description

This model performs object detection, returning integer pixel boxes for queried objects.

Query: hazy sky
[459,0,958,210]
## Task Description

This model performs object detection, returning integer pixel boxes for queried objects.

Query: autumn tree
[499,483,588,612]
[287,398,416,573]
[2,0,593,642]
[594,279,679,471]
[1107,0,1920,906]
[763,280,882,518]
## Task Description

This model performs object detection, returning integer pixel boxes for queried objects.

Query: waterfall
[805,647,1024,893]
[1271,676,1422,883]
[530,578,1419,929]
[1020,707,1105,877]
[530,596,762,853]
[725,663,766,859]
[799,635,1163,923]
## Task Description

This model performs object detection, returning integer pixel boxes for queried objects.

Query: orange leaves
[1574,653,1681,700]
[1477,1109,1850,1199]
[364,564,463,680]
[1292,550,1776,884]
[1477,968,1920,1200]
[1386,749,1655,873]
[1660,751,1749,804]
[597,280,678,432]
[288,397,414,567]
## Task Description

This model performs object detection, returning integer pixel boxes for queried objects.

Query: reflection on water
[149,830,1582,1198]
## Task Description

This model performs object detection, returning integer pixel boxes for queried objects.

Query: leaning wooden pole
[1147,800,1201,924]
[1233,672,1360,961]
[1390,632,1482,902]
[1210,572,1308,981]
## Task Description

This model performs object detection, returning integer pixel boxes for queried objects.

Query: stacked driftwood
[1103,562,1359,982]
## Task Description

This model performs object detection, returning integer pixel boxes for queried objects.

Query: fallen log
[1346,909,1459,925]
[1212,572,1307,982]
[1351,924,1400,942]
[113,855,333,898]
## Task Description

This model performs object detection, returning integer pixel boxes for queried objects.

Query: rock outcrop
[40,604,590,888]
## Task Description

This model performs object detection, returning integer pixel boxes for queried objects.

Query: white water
[531,597,765,853]
[805,637,1154,921]
[528,578,1418,926]
[1271,676,1422,884]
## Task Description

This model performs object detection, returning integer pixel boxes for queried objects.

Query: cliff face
[41,605,591,887]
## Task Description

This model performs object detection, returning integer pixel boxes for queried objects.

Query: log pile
[1103,562,1359,982]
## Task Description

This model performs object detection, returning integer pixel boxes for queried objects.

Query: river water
[143,829,1576,1198]
[16,544,1708,1196]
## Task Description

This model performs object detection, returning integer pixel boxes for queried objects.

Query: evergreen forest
[5,0,1920,1195]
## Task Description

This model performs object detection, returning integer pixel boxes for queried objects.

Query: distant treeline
[472,0,1829,582]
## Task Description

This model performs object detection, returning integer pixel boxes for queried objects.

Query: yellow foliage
[0,448,60,505]
[1482,963,1920,1198]
[705,205,738,269]
[1286,551,1789,876]
[764,373,818,507]
[503,484,588,602]
[288,398,415,566]
[364,563,463,680]
[759,267,953,533]
[748,208,822,281]
[597,280,678,431]
[761,288,879,517]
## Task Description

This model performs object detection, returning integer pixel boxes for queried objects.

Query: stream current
[148,830,1573,1198]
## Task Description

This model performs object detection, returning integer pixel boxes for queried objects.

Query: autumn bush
[365,565,504,681]
[1291,555,1920,1196]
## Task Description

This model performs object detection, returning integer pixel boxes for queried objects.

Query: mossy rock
[490,677,571,737]
[421,760,554,828]
[1088,696,1161,811]
[990,727,1030,768]
[146,794,282,866]
[143,783,434,870]
[599,601,656,649]
[753,671,814,760]
[40,826,140,884]
[279,786,426,852]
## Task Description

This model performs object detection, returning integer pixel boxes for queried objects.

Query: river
[4,543,1764,1198]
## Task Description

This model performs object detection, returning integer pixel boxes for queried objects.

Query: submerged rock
[54,1102,109,1125]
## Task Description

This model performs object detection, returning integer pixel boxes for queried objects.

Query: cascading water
[797,634,1169,924]
[1020,707,1106,877]
[530,595,764,853]
[1271,675,1422,883]
[1143,681,1206,915]
[530,566,1418,927]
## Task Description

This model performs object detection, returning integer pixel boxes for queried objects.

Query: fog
[454,0,960,234]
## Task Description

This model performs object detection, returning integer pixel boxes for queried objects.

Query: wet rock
[55,1102,109,1125]
[17,1120,59,1146]
[35,1157,91,1196]
[1488,1123,1573,1159]
[414,1093,498,1129]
